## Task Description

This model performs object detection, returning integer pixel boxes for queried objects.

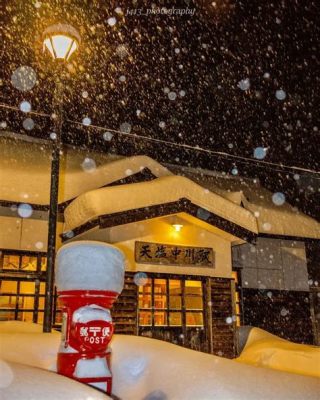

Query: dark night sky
[0,0,319,219]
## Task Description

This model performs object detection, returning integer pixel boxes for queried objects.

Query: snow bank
[1,323,319,400]
[110,335,320,400]
[0,321,60,371]
[236,327,320,378]
[55,241,125,293]
[0,360,111,399]
[0,329,60,371]
[0,321,45,334]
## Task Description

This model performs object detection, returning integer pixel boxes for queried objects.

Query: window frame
[231,269,243,326]
[0,249,61,325]
[138,273,205,329]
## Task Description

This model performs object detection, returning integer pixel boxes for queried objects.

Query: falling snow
[0,1,319,397]
[17,203,33,218]
[237,78,250,91]
[19,101,31,113]
[11,66,37,92]
[22,118,34,130]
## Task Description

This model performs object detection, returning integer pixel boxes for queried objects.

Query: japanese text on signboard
[135,241,214,267]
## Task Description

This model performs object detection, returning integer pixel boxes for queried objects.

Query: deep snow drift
[1,322,320,400]
[237,326,320,378]
[0,360,111,400]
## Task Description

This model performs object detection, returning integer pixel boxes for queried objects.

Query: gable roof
[63,173,320,241]
[1,137,319,240]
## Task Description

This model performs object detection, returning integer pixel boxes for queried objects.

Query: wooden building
[0,136,319,357]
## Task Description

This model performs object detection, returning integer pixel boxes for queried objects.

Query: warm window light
[43,24,80,61]
[172,224,183,232]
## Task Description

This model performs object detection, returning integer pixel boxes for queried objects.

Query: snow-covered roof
[1,136,319,239]
[64,175,258,234]
[0,136,171,205]
[63,171,320,240]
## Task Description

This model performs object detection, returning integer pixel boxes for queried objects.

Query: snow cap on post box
[55,241,125,293]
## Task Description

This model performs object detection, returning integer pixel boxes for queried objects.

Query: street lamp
[42,24,80,333]
[172,223,183,232]
[43,24,80,61]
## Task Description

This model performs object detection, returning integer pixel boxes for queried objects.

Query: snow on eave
[0,135,172,205]
[1,137,319,239]
[64,175,258,234]
[63,172,320,240]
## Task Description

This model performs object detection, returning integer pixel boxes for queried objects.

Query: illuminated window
[169,312,182,326]
[0,251,60,326]
[139,311,152,326]
[154,311,167,326]
[139,278,151,309]
[21,256,37,271]
[41,257,47,271]
[185,280,203,327]
[232,270,242,327]
[186,312,203,326]
[138,275,204,328]
[3,255,20,270]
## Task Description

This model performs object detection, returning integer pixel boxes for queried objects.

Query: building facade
[0,136,319,358]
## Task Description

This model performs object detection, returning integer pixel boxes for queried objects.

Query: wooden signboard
[135,241,214,267]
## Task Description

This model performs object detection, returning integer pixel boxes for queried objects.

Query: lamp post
[42,24,80,332]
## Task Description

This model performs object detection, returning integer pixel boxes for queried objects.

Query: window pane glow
[20,296,34,309]
[154,295,167,309]
[169,312,182,326]
[169,280,181,294]
[154,279,166,294]
[20,282,35,293]
[0,281,17,292]
[41,257,47,271]
[139,294,151,309]
[185,280,202,296]
[169,295,181,309]
[2,255,20,270]
[139,311,151,326]
[185,296,203,310]
[138,277,204,329]
[21,256,37,271]
[186,312,203,326]
[154,311,167,326]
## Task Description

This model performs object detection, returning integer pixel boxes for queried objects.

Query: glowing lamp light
[172,223,183,232]
[43,24,80,61]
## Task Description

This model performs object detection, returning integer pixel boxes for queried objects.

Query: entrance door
[137,274,207,352]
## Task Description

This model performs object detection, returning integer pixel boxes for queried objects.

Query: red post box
[55,242,125,395]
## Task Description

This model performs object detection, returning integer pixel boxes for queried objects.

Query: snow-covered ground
[237,326,320,378]
[1,321,320,400]
[0,360,111,400]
